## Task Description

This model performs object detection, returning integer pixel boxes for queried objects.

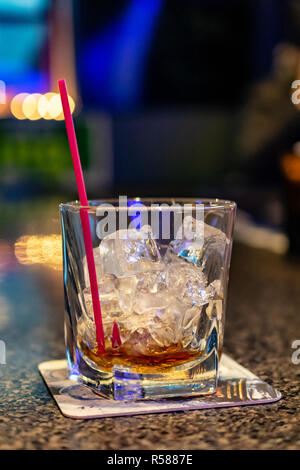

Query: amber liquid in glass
[79,340,200,374]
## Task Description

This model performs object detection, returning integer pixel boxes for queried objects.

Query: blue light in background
[0,0,49,16]
[80,0,164,109]
[0,24,48,86]
[0,0,50,91]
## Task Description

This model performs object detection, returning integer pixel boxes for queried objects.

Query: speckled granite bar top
[0,243,300,449]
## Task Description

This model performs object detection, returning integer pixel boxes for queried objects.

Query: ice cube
[176,215,204,246]
[182,306,203,348]
[182,304,212,350]
[149,298,186,347]
[134,291,169,314]
[115,276,137,315]
[83,247,103,288]
[149,322,179,348]
[81,275,120,320]
[121,328,163,356]
[165,217,228,283]
[136,270,167,293]
[98,238,122,278]
[99,225,161,277]
[99,273,117,294]
[166,263,212,307]
[78,277,135,347]
[77,310,132,350]
[164,215,202,266]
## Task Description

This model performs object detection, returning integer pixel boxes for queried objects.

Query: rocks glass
[60,198,236,400]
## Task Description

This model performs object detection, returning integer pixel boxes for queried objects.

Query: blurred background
[1,0,300,288]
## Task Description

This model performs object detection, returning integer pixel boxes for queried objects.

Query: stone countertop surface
[0,241,300,450]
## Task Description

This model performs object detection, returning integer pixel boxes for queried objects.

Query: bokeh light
[54,94,75,120]
[22,93,42,120]
[10,92,75,120]
[10,93,29,119]
[37,92,56,119]
[14,234,62,270]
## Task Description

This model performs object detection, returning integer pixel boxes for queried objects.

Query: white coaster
[38,354,281,419]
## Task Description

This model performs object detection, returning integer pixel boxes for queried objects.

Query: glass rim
[59,198,236,212]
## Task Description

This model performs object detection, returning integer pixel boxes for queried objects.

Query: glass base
[67,347,219,400]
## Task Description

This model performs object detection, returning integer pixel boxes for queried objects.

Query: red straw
[58,79,105,354]
[112,321,122,348]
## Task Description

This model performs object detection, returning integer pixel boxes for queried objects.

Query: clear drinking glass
[60,198,236,400]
